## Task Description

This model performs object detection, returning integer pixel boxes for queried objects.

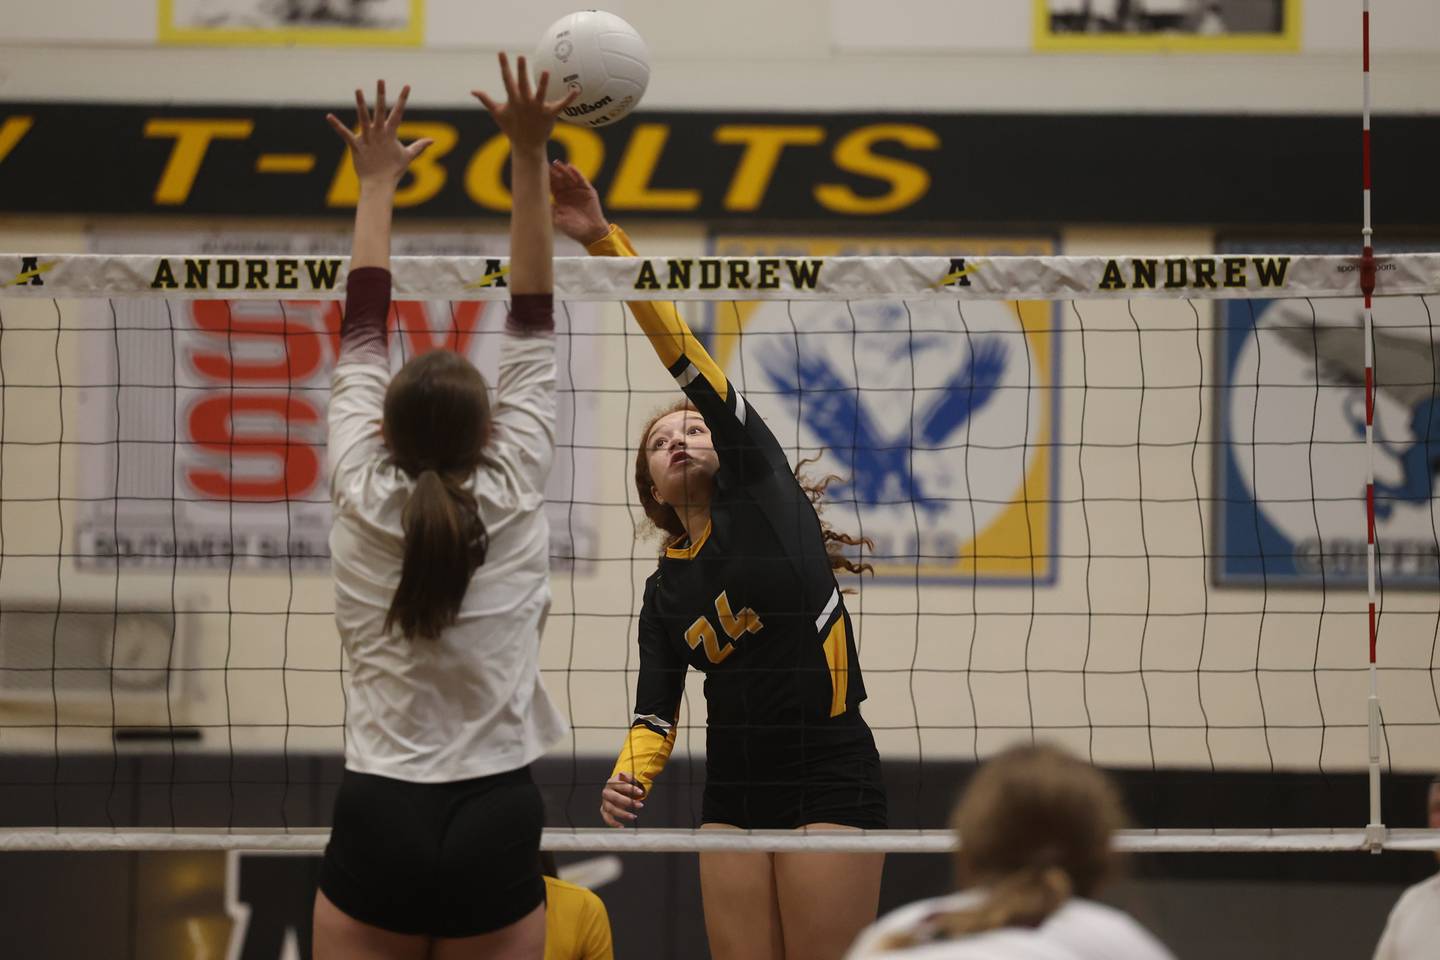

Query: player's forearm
[349,181,396,272]
[586,224,722,385]
[338,266,390,366]
[610,721,677,794]
[509,143,553,294]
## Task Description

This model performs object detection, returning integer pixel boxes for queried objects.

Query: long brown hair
[881,744,1127,949]
[634,399,872,576]
[382,350,492,641]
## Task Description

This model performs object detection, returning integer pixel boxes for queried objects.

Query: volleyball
[533,10,649,128]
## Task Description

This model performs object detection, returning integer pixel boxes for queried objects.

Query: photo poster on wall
[1214,238,1440,588]
[707,233,1060,585]
[158,0,424,46]
[831,0,1304,54]
[1035,0,1301,52]
[76,227,602,573]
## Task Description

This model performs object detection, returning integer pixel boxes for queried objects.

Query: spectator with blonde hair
[846,745,1175,959]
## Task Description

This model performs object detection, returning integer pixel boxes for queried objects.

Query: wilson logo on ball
[564,96,614,117]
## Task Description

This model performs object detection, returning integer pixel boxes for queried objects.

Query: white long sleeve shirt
[327,270,567,783]
[846,891,1176,960]
[1374,873,1440,960]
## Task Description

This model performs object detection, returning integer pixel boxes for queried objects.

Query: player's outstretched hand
[473,52,578,152]
[326,80,433,188]
[549,159,611,246]
[600,771,645,828]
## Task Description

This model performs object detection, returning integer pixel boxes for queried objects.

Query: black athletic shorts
[701,710,888,830]
[318,765,545,938]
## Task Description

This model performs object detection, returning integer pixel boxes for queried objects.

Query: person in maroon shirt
[312,59,575,960]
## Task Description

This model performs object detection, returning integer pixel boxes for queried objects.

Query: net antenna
[1361,0,1386,853]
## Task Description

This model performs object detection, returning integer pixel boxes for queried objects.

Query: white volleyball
[533,10,650,128]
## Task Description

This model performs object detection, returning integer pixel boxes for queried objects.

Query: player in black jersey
[549,161,886,960]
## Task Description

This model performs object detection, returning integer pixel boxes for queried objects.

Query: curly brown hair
[634,399,873,576]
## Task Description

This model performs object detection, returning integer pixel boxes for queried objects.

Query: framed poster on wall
[708,232,1061,586]
[158,0,424,46]
[1214,239,1440,588]
[1035,0,1302,53]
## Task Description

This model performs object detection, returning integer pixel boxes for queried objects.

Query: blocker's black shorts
[319,765,544,938]
[701,711,888,830]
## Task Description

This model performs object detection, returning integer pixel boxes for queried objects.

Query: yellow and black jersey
[543,876,613,960]
[597,226,868,798]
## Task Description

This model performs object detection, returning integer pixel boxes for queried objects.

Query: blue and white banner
[1216,242,1440,587]
[710,233,1060,584]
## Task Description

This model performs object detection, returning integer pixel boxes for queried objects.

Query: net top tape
[3,827,1439,854]
[3,253,1438,302]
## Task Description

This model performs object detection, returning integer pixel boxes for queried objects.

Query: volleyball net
[2,248,1440,853]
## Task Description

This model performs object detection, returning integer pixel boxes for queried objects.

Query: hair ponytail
[380,349,494,642]
[877,745,1125,951]
[879,864,1072,949]
[386,469,488,641]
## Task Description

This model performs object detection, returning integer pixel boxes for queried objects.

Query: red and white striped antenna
[1361,0,1385,852]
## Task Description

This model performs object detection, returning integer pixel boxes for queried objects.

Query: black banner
[0,103,1436,225]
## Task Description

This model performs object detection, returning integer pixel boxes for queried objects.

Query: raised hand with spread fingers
[472,53,578,295]
[325,80,433,270]
[472,51,578,153]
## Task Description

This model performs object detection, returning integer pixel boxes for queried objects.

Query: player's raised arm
[471,55,577,491]
[474,53,575,296]
[327,81,434,277]
[550,158,780,478]
[549,160,722,378]
[325,81,433,492]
